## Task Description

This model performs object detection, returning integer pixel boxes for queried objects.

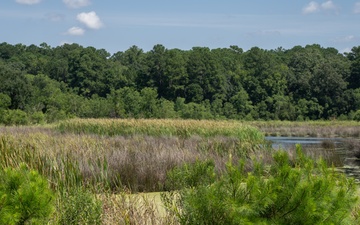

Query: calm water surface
[265,136,360,181]
[265,136,345,149]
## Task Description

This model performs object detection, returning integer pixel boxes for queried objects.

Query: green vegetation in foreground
[0,163,54,225]
[163,145,359,224]
[0,119,360,224]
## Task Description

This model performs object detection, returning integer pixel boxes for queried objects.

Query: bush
[168,145,358,224]
[1,109,29,125]
[0,163,54,225]
[56,187,102,225]
[45,107,67,123]
[354,110,360,121]
[165,160,216,190]
[30,111,46,124]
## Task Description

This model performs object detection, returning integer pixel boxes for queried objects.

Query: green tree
[186,47,226,102]
[310,62,348,118]
[346,46,360,89]
[169,146,358,224]
[140,87,159,118]
[0,164,54,225]
[230,88,253,119]
[108,87,142,118]
[242,47,287,106]
[156,98,178,118]
[0,93,11,109]
[112,45,148,90]
[0,62,31,110]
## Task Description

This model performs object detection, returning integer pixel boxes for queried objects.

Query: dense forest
[0,42,359,124]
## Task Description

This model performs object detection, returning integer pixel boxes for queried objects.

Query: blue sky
[1,0,359,54]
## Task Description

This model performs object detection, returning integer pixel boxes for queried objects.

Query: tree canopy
[0,42,359,124]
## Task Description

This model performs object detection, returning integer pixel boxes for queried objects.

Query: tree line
[0,42,359,124]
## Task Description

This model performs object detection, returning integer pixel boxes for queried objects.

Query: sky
[0,0,360,54]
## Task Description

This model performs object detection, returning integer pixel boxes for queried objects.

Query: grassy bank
[248,120,360,137]
[0,119,270,223]
[1,119,359,224]
[56,118,264,140]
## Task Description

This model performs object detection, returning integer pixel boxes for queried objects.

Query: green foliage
[0,61,32,110]
[56,187,102,225]
[1,42,360,121]
[156,98,178,118]
[180,102,213,119]
[80,95,113,118]
[1,109,29,125]
[108,87,142,118]
[354,110,360,121]
[29,111,46,124]
[45,107,68,123]
[170,145,358,225]
[347,46,360,89]
[0,164,54,225]
[0,93,11,109]
[165,160,216,190]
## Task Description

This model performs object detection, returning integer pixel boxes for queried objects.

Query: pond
[265,136,360,181]
[265,136,345,149]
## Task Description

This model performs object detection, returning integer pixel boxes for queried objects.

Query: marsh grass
[0,121,267,193]
[280,141,344,167]
[3,119,357,223]
[56,118,264,141]
[0,122,269,223]
[101,192,177,225]
[249,120,360,138]
[344,139,360,159]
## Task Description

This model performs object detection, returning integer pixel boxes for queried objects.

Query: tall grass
[248,120,360,137]
[0,121,267,193]
[0,121,269,224]
[57,118,264,141]
[1,119,359,223]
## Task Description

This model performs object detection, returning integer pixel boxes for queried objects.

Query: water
[265,136,360,181]
[265,136,345,150]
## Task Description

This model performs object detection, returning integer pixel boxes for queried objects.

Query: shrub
[1,109,29,125]
[45,107,67,123]
[168,145,358,224]
[56,187,102,225]
[354,110,360,121]
[0,163,54,225]
[29,111,46,124]
[165,160,216,190]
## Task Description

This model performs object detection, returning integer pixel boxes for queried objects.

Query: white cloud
[303,1,338,14]
[334,35,357,43]
[354,2,360,14]
[66,26,85,36]
[15,0,41,5]
[321,1,336,10]
[77,11,103,29]
[303,2,320,14]
[63,0,91,9]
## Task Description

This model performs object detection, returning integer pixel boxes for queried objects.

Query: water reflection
[265,136,360,181]
[265,136,345,149]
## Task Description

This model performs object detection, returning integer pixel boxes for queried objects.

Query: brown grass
[249,121,360,138]
[0,125,268,192]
